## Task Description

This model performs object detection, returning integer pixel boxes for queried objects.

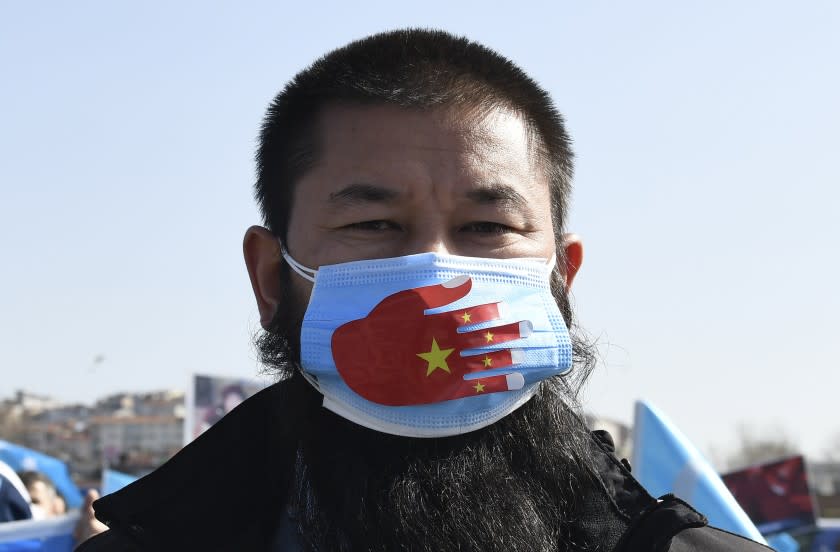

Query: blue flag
[0,442,82,509]
[0,512,78,552]
[811,520,840,550]
[766,532,798,552]
[631,401,766,544]
[101,469,138,496]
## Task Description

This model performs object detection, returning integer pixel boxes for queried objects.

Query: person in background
[203,384,248,428]
[17,471,66,519]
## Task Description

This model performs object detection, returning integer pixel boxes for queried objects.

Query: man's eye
[460,222,514,234]
[346,220,401,232]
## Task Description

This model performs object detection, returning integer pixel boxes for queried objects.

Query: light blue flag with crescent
[0,512,79,552]
[0,441,82,510]
[765,532,798,552]
[101,469,138,496]
[631,401,767,545]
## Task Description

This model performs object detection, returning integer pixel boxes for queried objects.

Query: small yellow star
[461,311,472,323]
[482,356,492,367]
[473,381,485,393]
[417,338,455,376]
[484,331,494,343]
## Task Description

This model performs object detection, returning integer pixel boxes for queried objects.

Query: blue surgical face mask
[281,246,573,438]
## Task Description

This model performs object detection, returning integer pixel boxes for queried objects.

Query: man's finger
[410,275,472,310]
[442,301,501,329]
[74,489,108,544]
[450,372,525,399]
[458,320,532,349]
[460,348,523,373]
[79,488,99,520]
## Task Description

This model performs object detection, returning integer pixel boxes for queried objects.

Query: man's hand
[331,275,530,406]
[73,489,108,545]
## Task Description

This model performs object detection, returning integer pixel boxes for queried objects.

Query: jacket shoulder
[668,526,776,551]
[75,528,142,551]
[86,380,304,551]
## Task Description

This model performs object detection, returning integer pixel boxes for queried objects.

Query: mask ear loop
[547,254,557,272]
[277,243,322,392]
[279,243,318,283]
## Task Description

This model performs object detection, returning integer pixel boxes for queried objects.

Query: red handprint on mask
[330,275,531,406]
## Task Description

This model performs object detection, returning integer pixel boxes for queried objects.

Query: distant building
[90,414,183,469]
[133,390,185,418]
[0,388,187,480]
[24,421,93,461]
[92,390,184,418]
[30,404,90,424]
[6,391,63,416]
[93,393,136,417]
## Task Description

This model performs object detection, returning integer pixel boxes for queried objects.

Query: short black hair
[17,470,59,499]
[255,28,574,246]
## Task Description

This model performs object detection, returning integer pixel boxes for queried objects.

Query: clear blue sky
[1,1,837,462]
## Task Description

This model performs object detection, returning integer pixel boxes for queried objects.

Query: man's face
[244,103,596,550]
[27,480,59,518]
[283,104,557,299]
[223,392,243,413]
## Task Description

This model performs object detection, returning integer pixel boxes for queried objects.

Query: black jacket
[77,383,774,551]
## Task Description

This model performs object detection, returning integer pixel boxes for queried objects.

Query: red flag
[331,276,529,406]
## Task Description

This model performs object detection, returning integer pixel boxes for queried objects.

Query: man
[18,470,67,518]
[77,29,772,551]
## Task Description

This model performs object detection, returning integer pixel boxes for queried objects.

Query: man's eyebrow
[327,183,401,205]
[465,183,529,210]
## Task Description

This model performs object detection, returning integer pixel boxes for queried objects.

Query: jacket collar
[94,382,661,551]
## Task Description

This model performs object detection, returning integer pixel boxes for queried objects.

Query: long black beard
[255,266,601,551]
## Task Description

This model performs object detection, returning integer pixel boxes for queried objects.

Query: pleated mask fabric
[282,248,573,437]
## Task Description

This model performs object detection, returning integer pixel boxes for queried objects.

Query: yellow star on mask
[461,311,472,323]
[482,356,492,367]
[473,381,485,393]
[417,338,455,376]
[484,331,494,343]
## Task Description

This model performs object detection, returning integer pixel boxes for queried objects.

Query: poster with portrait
[186,374,268,443]
[722,455,817,535]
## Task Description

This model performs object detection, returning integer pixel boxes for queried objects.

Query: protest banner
[185,374,266,443]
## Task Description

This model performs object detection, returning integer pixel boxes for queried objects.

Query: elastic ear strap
[279,244,317,283]
[547,254,557,271]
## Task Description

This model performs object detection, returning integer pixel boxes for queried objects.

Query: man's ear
[243,226,283,329]
[561,233,584,291]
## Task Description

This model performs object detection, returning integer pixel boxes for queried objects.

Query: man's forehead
[311,103,544,189]
[316,103,532,152]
